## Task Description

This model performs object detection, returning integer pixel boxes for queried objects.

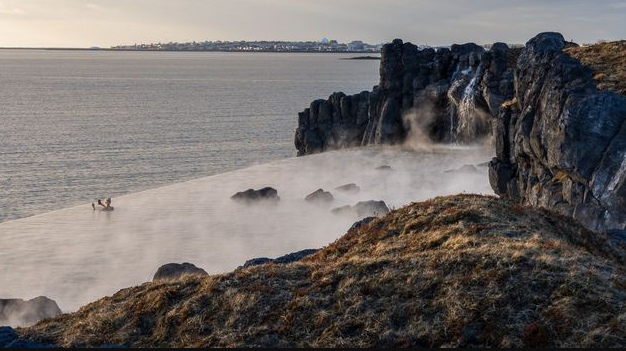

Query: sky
[0,0,625,48]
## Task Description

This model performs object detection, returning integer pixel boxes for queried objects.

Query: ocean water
[0,146,494,315]
[0,50,380,222]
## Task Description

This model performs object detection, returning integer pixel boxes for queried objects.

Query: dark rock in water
[231,187,280,203]
[332,201,390,219]
[376,165,393,171]
[335,183,361,194]
[305,189,334,204]
[0,297,62,327]
[488,32,626,232]
[242,249,319,268]
[445,164,481,174]
[350,217,377,231]
[153,263,208,282]
[330,205,353,216]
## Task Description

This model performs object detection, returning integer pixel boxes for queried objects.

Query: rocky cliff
[295,39,518,156]
[296,32,626,232]
[489,32,626,232]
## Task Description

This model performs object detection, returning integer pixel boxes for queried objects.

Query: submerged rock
[153,263,208,282]
[332,201,390,219]
[242,249,319,268]
[305,189,334,204]
[335,183,361,194]
[231,187,280,204]
[0,297,62,327]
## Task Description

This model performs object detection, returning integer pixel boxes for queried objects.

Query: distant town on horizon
[109,38,526,53]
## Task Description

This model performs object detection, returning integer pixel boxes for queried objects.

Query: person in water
[93,198,113,211]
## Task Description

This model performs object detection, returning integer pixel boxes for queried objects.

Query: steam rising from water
[0,146,493,316]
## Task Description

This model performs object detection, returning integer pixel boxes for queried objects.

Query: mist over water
[0,145,493,314]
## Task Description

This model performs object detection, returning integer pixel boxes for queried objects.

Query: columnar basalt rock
[489,32,626,232]
[295,39,516,156]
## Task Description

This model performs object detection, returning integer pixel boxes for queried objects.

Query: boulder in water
[231,187,280,204]
[0,297,62,327]
[153,263,208,282]
[305,189,334,204]
[335,183,361,194]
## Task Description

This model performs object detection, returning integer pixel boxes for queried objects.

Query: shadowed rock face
[0,297,62,327]
[295,39,516,156]
[489,32,626,232]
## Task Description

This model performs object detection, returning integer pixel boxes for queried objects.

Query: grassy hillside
[566,40,626,95]
[19,195,626,348]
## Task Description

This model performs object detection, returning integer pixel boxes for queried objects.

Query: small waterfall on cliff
[458,67,481,124]
[447,67,474,143]
[447,65,485,143]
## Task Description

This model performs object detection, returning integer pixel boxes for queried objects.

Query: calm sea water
[0,50,379,222]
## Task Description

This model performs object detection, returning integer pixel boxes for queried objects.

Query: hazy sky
[1,0,625,47]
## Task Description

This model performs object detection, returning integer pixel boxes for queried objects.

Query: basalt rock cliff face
[489,32,626,232]
[295,39,518,156]
[296,32,626,232]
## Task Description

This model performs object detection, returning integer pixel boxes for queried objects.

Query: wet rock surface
[0,297,62,328]
[489,32,626,231]
[153,263,208,282]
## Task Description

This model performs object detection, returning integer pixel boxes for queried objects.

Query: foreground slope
[20,195,626,347]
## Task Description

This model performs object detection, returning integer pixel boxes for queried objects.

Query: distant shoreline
[0,47,381,54]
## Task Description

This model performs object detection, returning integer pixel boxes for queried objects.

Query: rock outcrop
[305,189,334,204]
[153,263,208,282]
[231,187,280,204]
[295,39,518,155]
[0,297,62,327]
[297,32,625,232]
[241,249,319,268]
[489,32,626,232]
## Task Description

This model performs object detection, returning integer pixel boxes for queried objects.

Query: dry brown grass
[19,195,626,347]
[566,41,626,95]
